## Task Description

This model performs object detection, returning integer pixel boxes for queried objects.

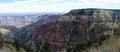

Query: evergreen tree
[40,41,51,52]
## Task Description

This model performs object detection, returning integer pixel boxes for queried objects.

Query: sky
[0,0,120,13]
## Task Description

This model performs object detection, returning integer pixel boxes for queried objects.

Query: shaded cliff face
[16,9,120,52]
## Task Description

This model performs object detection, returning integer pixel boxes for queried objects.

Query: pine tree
[40,41,51,52]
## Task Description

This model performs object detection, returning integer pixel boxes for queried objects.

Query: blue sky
[0,0,120,13]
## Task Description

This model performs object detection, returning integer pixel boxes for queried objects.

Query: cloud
[92,0,120,4]
[0,0,119,13]
[0,0,65,12]
[77,0,90,3]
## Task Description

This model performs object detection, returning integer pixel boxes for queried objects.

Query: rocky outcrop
[16,8,120,52]
[1,8,120,52]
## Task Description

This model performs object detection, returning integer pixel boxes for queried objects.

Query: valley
[0,8,120,52]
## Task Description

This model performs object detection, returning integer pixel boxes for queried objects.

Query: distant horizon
[0,8,120,16]
[0,8,120,13]
[0,12,67,16]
